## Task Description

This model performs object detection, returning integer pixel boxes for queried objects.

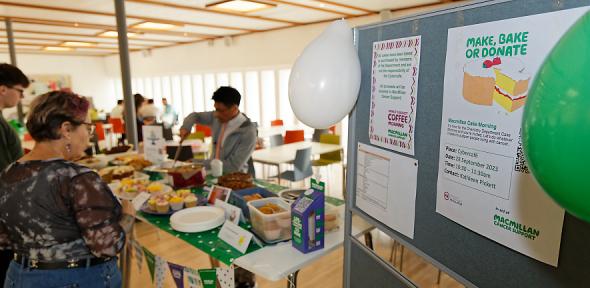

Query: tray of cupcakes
[142,189,206,216]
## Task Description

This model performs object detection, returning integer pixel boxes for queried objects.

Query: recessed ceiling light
[319,3,326,8]
[43,46,74,51]
[61,41,96,47]
[98,31,140,38]
[130,21,182,30]
[207,0,276,13]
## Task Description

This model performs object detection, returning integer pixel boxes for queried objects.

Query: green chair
[312,134,342,166]
[187,131,205,141]
[312,134,342,192]
[187,131,207,159]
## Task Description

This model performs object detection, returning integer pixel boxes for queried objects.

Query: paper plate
[170,206,225,233]
[278,188,307,203]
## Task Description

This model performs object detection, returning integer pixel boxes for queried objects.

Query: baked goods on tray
[218,172,254,191]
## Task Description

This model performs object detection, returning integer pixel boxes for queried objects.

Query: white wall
[0,53,114,113]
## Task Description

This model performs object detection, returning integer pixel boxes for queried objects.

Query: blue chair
[269,134,284,147]
[278,147,313,187]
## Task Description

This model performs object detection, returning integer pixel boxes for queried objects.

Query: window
[260,70,276,126]
[135,78,145,96]
[192,74,205,112]
[144,78,153,100]
[181,75,193,119]
[152,77,162,105]
[244,71,260,125]
[278,69,294,126]
[171,76,183,119]
[204,73,216,111]
[161,76,172,98]
[230,72,245,112]
[216,73,229,87]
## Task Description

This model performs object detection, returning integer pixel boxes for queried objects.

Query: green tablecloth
[138,178,344,265]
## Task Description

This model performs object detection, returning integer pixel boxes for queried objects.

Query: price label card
[218,220,253,254]
[132,192,151,211]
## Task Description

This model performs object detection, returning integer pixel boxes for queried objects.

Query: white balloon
[289,20,361,129]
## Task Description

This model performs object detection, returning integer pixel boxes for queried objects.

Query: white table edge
[233,206,373,281]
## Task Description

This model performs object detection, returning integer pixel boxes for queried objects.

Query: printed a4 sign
[369,36,421,155]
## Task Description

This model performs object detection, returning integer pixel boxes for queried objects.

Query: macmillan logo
[443,192,462,206]
[493,214,540,240]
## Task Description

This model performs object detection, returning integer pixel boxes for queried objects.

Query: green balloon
[522,11,590,222]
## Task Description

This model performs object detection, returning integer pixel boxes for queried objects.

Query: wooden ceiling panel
[277,0,369,15]
[0,47,108,56]
[125,1,292,30]
[250,4,344,22]
[5,32,167,46]
[1,38,61,45]
[5,0,115,12]
[328,0,442,11]
[3,6,117,26]
[173,25,242,37]
[10,23,104,35]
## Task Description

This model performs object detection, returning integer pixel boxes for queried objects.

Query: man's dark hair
[0,63,30,88]
[134,93,144,112]
[117,100,123,105]
[147,99,154,104]
[212,86,240,107]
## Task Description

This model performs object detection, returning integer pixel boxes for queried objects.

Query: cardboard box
[291,179,325,253]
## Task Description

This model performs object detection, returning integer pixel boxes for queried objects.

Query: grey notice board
[344,0,590,287]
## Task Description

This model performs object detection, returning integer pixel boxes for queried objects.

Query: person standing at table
[110,99,124,119]
[134,93,146,142]
[0,63,30,285]
[161,97,178,129]
[0,91,135,287]
[179,86,257,173]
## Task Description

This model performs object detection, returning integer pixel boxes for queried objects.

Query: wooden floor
[128,164,465,287]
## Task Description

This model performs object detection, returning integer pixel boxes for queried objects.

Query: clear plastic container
[247,198,291,243]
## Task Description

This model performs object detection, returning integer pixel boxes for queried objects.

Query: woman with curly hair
[0,91,135,288]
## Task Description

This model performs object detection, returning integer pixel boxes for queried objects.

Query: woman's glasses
[82,122,95,135]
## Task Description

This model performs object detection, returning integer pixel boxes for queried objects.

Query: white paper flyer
[369,36,421,155]
[436,8,589,266]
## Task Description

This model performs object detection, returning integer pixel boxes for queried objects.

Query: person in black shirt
[0,63,29,285]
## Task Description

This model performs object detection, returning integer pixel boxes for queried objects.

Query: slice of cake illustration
[462,57,530,112]
[492,59,530,112]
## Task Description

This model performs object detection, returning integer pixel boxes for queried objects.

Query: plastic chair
[312,134,341,166]
[312,128,330,142]
[278,147,313,186]
[94,122,105,141]
[329,125,336,134]
[108,118,125,145]
[284,130,304,144]
[312,134,342,192]
[195,124,212,137]
[187,131,206,141]
[269,134,284,147]
[270,119,284,127]
[109,118,125,134]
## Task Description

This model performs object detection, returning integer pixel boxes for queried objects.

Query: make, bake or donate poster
[436,7,589,266]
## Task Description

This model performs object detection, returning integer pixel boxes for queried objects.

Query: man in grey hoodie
[179,86,257,173]
[179,86,257,287]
